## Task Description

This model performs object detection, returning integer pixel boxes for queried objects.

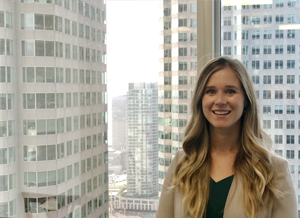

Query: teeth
[214,111,230,115]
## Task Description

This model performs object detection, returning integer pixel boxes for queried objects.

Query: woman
[156,57,296,218]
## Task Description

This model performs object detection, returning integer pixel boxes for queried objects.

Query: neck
[209,127,240,152]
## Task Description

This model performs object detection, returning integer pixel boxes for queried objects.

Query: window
[275,15,284,24]
[163,8,171,16]
[287,30,295,38]
[190,18,197,27]
[287,75,295,84]
[287,105,295,114]
[242,16,249,25]
[178,33,187,42]
[178,48,187,56]
[263,30,272,39]
[287,0,296,7]
[178,62,187,71]
[223,17,231,26]
[275,60,283,69]
[287,136,295,144]
[242,46,248,55]
[251,75,259,84]
[263,75,271,84]
[178,19,187,27]
[275,45,283,54]
[252,61,260,70]
[287,45,295,54]
[287,14,296,23]
[287,60,295,69]
[275,75,283,84]
[223,32,231,40]
[251,16,260,25]
[275,105,283,114]
[263,61,271,69]
[252,45,260,55]
[263,120,271,129]
[275,120,283,129]
[190,3,197,12]
[274,135,283,144]
[275,30,283,39]
[263,16,272,24]
[178,4,187,13]
[251,30,260,39]
[286,150,295,159]
[263,105,271,114]
[287,120,295,129]
[242,30,248,39]
[263,90,271,99]
[164,49,171,57]
[164,21,171,30]
[223,46,231,55]
[275,90,283,99]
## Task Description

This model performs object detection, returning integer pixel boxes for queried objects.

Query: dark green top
[206,175,234,218]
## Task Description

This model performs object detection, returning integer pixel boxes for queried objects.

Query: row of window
[158,157,172,167]
[24,191,108,217]
[23,140,108,161]
[158,144,180,155]
[261,90,300,99]
[158,118,187,127]
[21,14,106,44]
[0,11,13,28]
[223,0,297,10]
[251,75,299,84]
[23,117,108,136]
[158,104,188,113]
[231,14,300,25]
[163,47,197,57]
[163,32,197,43]
[22,67,106,84]
[158,90,188,99]
[21,40,106,63]
[274,135,300,144]
[223,29,299,41]
[276,149,300,160]
[158,76,196,85]
[22,92,107,109]
[246,60,300,70]
[163,62,197,71]
[21,0,106,23]
[263,120,300,129]
[163,4,197,16]
[158,131,184,142]
[262,105,298,114]
[24,163,108,188]
[225,45,300,56]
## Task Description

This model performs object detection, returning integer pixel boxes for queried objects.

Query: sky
[106,0,161,143]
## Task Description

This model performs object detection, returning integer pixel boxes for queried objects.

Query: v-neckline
[211,174,234,184]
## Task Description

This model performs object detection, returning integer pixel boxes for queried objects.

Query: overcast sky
[107,0,161,143]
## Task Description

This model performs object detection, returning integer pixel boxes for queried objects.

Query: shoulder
[270,154,289,172]
[174,149,186,162]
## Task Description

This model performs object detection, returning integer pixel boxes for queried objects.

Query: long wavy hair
[172,57,280,218]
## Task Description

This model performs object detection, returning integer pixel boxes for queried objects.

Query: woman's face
[202,66,245,132]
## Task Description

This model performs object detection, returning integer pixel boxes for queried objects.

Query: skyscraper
[126,82,158,198]
[0,0,108,217]
[158,0,197,196]
[220,0,300,211]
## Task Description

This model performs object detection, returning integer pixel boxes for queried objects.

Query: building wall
[0,0,109,217]
[126,82,158,198]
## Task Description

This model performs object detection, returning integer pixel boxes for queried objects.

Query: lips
[213,111,231,115]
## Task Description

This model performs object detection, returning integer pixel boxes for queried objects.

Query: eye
[226,89,236,94]
[205,89,215,94]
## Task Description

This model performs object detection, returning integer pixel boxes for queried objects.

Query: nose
[214,92,227,106]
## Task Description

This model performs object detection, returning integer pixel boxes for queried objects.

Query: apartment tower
[0,0,109,217]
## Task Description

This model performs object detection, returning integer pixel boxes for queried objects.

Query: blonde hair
[172,56,279,218]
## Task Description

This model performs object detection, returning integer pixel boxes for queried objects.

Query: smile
[213,111,231,115]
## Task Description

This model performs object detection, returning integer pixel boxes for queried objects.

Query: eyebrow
[205,85,239,89]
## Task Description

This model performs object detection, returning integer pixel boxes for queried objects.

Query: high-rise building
[158,0,197,196]
[159,0,300,212]
[0,0,108,217]
[126,82,158,198]
[112,95,126,150]
[220,1,300,211]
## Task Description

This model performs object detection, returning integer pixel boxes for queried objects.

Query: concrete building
[158,0,197,196]
[126,83,158,198]
[0,0,108,217]
[221,1,300,212]
[112,95,126,150]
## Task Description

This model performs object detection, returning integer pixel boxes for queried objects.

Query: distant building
[112,96,127,150]
[126,83,158,198]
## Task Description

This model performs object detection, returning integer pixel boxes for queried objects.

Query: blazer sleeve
[156,151,183,218]
[271,157,297,218]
